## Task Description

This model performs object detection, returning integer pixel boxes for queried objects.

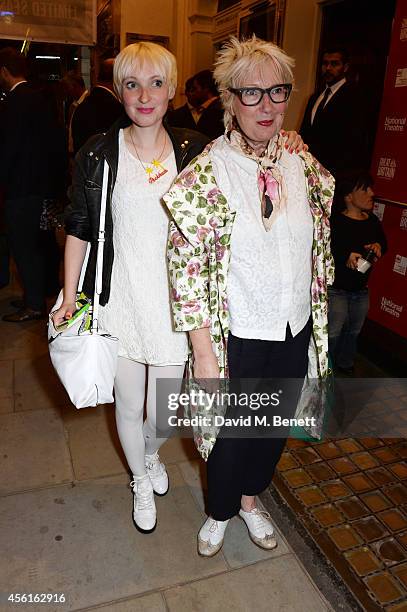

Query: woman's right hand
[51,302,77,327]
[193,352,220,393]
[189,328,220,391]
[193,352,220,379]
[346,252,362,270]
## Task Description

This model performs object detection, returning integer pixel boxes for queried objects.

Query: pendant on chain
[145,160,168,184]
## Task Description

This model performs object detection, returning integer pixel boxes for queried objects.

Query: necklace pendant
[148,167,168,184]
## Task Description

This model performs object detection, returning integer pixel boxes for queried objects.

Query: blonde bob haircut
[113,42,177,101]
[213,35,295,129]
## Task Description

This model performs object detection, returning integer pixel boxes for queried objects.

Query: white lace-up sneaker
[197,516,230,557]
[239,507,278,550]
[130,474,157,533]
[145,451,169,496]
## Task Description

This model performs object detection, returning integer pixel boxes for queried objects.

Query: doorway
[318,0,397,162]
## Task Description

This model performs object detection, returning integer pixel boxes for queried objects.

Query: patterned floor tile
[379,508,407,533]
[343,473,376,493]
[328,457,358,475]
[328,524,363,551]
[335,496,370,520]
[275,437,407,610]
[372,538,407,566]
[314,441,342,459]
[367,466,398,487]
[344,547,382,576]
[311,503,345,527]
[336,439,363,454]
[361,490,393,512]
[364,572,404,605]
[295,485,327,507]
[350,452,380,470]
[282,468,314,488]
[352,516,389,542]
[384,484,407,506]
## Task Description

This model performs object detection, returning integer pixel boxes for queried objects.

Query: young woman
[328,173,387,374]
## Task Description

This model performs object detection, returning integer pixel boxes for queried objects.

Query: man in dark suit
[166,77,198,132]
[299,48,368,177]
[0,48,64,321]
[71,58,123,154]
[167,70,224,140]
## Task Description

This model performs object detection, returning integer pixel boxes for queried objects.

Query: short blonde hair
[113,42,177,100]
[213,35,295,129]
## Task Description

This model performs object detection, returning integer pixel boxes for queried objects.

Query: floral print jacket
[163,142,335,460]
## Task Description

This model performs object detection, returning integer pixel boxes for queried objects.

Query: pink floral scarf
[227,126,287,231]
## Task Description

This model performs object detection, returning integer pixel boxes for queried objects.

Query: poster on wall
[368,203,407,340]
[0,0,96,45]
[370,0,407,205]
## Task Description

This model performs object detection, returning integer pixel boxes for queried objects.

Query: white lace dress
[98,130,188,365]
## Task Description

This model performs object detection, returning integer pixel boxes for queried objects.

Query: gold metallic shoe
[197,517,230,557]
[239,508,278,550]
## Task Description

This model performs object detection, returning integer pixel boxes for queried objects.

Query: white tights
[114,356,185,477]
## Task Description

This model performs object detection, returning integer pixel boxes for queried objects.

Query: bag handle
[91,160,109,331]
[72,159,109,332]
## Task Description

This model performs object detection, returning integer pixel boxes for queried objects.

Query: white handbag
[48,160,119,409]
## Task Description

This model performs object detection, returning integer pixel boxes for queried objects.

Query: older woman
[164,36,334,556]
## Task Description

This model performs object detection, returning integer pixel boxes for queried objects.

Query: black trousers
[5,197,59,310]
[207,318,312,521]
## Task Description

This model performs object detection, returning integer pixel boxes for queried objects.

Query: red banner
[371,0,407,205]
[368,0,407,341]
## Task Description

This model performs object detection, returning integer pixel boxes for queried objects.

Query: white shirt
[98,130,188,365]
[210,136,313,341]
[311,78,346,125]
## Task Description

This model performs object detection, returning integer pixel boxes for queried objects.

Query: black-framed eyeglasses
[228,84,292,106]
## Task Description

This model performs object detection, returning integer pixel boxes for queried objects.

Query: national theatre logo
[381,297,403,318]
[384,116,406,132]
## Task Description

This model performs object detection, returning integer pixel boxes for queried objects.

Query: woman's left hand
[364,242,382,258]
[281,130,309,154]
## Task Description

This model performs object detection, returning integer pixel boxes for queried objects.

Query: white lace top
[98,130,188,365]
[210,136,313,341]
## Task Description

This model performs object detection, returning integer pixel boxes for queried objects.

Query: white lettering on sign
[381,297,403,318]
[377,158,397,180]
[31,2,78,18]
[384,116,406,132]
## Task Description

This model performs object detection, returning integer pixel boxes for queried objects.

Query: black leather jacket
[65,115,209,305]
